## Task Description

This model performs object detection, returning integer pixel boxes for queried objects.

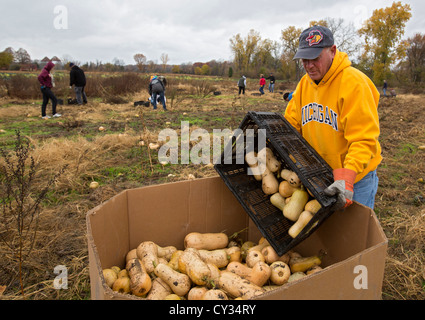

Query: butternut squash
[261,245,290,264]
[112,276,131,294]
[203,289,229,300]
[158,257,168,265]
[102,268,118,288]
[206,263,221,285]
[305,199,321,214]
[249,262,271,287]
[269,261,291,285]
[247,238,270,255]
[225,246,242,263]
[258,236,269,245]
[289,255,322,273]
[289,251,302,260]
[126,258,152,297]
[178,248,211,286]
[287,272,306,282]
[125,248,137,263]
[111,266,120,275]
[245,150,258,167]
[245,249,265,268]
[279,180,300,198]
[154,263,191,297]
[184,232,229,250]
[288,210,313,238]
[129,273,151,297]
[136,241,159,274]
[156,245,177,261]
[257,147,281,173]
[198,249,229,268]
[227,261,271,287]
[245,151,263,181]
[226,261,252,278]
[283,189,309,221]
[261,167,279,195]
[118,269,129,278]
[241,241,256,260]
[270,192,286,211]
[167,250,184,271]
[263,285,280,291]
[248,163,264,181]
[281,169,301,187]
[146,277,173,300]
[188,286,209,300]
[217,271,265,300]
[306,265,323,275]
[164,294,183,300]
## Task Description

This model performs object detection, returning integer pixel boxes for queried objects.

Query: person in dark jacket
[37,61,61,119]
[148,75,167,110]
[266,73,276,93]
[237,75,246,95]
[69,62,87,105]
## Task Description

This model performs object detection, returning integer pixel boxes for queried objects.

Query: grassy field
[0,73,424,300]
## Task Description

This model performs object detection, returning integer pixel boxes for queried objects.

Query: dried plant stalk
[0,130,66,296]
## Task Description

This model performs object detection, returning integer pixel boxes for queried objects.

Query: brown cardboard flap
[87,190,130,269]
[126,177,249,250]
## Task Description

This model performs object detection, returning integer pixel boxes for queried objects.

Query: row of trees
[0,47,33,70]
[0,45,230,76]
[229,1,422,86]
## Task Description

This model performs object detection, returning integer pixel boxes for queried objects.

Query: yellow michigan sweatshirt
[284,50,382,183]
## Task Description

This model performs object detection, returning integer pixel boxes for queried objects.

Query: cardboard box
[86,176,387,300]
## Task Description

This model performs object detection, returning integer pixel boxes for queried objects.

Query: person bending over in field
[148,75,167,111]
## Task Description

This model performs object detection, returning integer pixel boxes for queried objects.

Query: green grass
[100,166,141,182]
[395,143,418,159]
[390,171,408,184]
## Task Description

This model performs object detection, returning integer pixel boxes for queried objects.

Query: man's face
[301,45,336,82]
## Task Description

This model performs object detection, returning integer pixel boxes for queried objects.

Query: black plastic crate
[214,111,338,256]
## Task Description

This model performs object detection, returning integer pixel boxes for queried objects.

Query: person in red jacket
[259,74,266,95]
[37,61,61,119]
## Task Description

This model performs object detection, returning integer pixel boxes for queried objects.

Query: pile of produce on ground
[102,232,323,300]
[246,147,322,238]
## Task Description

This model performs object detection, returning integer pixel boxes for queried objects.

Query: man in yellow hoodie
[284,25,382,210]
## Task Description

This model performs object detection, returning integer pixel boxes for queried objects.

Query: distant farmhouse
[19,63,37,71]
[39,56,63,69]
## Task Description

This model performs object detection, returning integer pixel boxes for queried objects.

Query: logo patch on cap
[306,30,323,46]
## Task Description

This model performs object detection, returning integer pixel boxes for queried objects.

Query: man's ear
[330,45,337,58]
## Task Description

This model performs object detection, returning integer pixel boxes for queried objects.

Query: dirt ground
[372,94,425,299]
[0,84,424,300]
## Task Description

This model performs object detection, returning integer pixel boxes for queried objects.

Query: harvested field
[0,76,424,300]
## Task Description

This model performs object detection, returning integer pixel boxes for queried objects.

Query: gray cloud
[1,0,423,65]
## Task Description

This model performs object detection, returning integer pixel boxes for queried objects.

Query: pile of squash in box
[102,231,322,300]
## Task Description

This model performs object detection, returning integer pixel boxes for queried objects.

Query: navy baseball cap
[293,25,334,60]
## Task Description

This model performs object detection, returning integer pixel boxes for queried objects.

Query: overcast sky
[1,0,423,65]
